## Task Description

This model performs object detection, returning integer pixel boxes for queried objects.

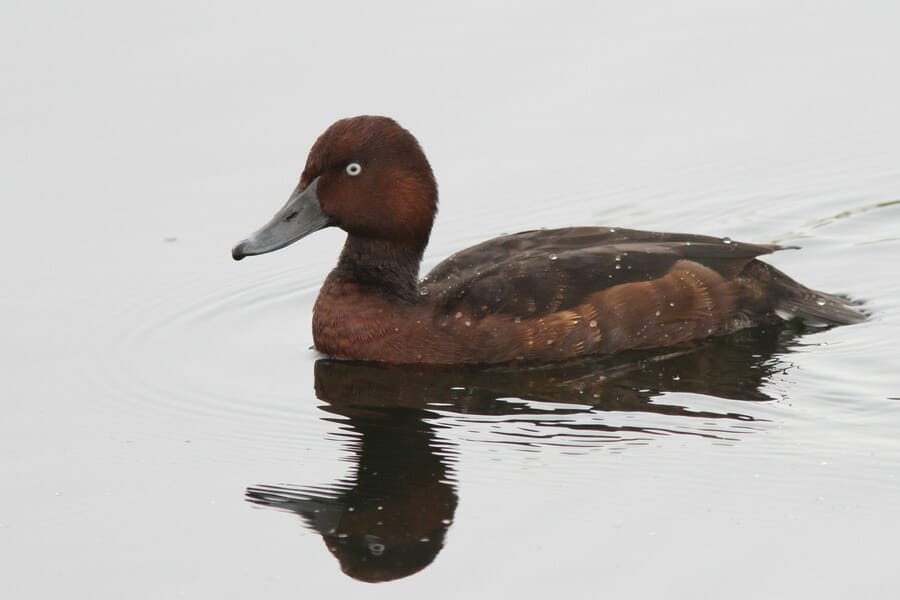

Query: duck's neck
[329,236,424,302]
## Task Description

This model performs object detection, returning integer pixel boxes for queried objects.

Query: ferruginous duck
[232,116,865,364]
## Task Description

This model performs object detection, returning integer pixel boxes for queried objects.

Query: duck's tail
[766,265,867,326]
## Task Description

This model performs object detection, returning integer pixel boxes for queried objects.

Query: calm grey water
[3,1,900,598]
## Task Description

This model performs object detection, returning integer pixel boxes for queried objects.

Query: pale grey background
[2,1,900,598]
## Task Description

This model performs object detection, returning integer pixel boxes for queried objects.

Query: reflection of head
[324,529,446,583]
[247,483,454,583]
[247,394,459,583]
[318,461,456,582]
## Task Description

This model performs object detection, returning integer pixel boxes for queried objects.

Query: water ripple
[73,263,327,453]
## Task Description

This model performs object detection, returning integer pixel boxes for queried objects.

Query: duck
[232,116,865,365]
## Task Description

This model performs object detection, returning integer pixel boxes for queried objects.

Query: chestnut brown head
[232,116,438,260]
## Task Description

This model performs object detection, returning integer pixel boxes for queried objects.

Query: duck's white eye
[345,162,362,176]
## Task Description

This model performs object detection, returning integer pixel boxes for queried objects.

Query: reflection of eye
[364,534,385,556]
[345,162,362,176]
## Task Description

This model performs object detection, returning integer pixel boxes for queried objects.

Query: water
[3,1,900,598]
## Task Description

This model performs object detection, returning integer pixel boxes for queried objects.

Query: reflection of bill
[247,324,799,582]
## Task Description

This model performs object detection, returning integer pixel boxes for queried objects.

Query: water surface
[2,1,900,598]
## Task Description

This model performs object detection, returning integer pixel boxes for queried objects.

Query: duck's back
[418,227,863,363]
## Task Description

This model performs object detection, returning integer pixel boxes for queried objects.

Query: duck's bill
[231,178,331,260]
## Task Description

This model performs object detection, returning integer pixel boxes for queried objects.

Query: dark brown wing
[422,227,784,321]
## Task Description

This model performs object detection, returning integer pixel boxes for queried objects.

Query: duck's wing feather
[423,227,784,320]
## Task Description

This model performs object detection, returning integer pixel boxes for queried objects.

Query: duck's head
[232,116,438,261]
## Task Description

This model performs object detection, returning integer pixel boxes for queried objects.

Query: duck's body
[233,116,864,365]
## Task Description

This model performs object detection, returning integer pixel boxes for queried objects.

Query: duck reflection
[247,324,801,582]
